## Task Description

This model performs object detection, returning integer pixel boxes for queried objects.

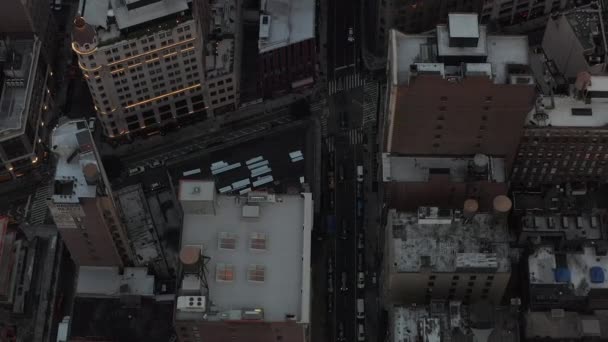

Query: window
[452,275,459,280]
[250,232,267,251]
[218,232,236,250]
[216,263,234,282]
[248,264,266,282]
[469,275,477,280]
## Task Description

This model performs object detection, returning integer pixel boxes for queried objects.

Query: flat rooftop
[71,296,173,342]
[394,302,519,342]
[525,310,608,340]
[179,190,312,322]
[528,246,608,295]
[50,120,100,203]
[389,209,510,273]
[0,38,40,141]
[527,93,608,127]
[258,0,315,53]
[76,266,155,297]
[519,213,604,241]
[79,0,188,31]
[382,154,506,183]
[389,25,529,85]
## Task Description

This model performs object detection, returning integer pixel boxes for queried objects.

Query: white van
[357,298,364,319]
[356,165,363,182]
[358,323,365,341]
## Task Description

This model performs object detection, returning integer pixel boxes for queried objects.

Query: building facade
[257,0,316,98]
[174,180,312,342]
[383,14,536,172]
[384,207,511,305]
[0,36,54,182]
[72,0,241,139]
[48,119,133,266]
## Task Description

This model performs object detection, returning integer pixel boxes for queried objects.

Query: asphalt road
[327,0,360,78]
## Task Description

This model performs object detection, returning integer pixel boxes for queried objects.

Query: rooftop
[258,0,315,53]
[389,209,510,273]
[79,0,188,31]
[528,246,608,295]
[50,120,101,203]
[76,266,155,297]
[525,310,608,340]
[519,213,604,241]
[0,37,41,141]
[389,19,530,86]
[393,302,519,342]
[177,185,312,322]
[71,296,173,342]
[382,154,506,183]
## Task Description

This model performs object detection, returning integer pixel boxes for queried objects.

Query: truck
[327,215,337,234]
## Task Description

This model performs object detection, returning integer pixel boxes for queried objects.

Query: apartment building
[174,180,312,342]
[73,0,241,139]
[383,14,536,171]
[391,301,518,342]
[528,245,608,311]
[48,119,133,266]
[480,0,594,32]
[257,0,316,98]
[0,36,54,182]
[384,206,511,305]
[381,153,508,211]
[367,0,482,57]
[511,75,608,188]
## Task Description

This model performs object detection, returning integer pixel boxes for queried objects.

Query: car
[147,159,163,168]
[372,272,377,285]
[338,164,345,182]
[340,272,348,292]
[128,165,145,176]
[357,324,365,341]
[358,232,364,250]
[328,172,335,189]
[88,117,96,132]
[357,272,365,289]
[338,322,346,342]
[348,27,354,42]
[149,182,163,191]
[357,298,365,319]
[357,165,363,182]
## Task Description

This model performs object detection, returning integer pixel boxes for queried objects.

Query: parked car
[328,273,334,294]
[357,324,365,341]
[357,298,365,319]
[328,257,334,274]
[358,252,364,271]
[340,219,348,240]
[357,272,365,289]
[327,295,333,313]
[372,272,377,285]
[357,165,363,182]
[357,232,364,250]
[348,27,355,42]
[149,182,163,191]
[128,165,145,176]
[338,323,346,341]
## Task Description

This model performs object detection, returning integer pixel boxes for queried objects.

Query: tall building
[0,0,58,63]
[367,0,483,57]
[383,14,536,171]
[257,0,316,98]
[511,74,608,188]
[384,207,511,305]
[72,0,241,139]
[381,153,508,211]
[0,36,54,182]
[174,180,312,342]
[528,245,608,311]
[48,119,133,266]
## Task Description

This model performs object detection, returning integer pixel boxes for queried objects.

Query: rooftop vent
[177,296,206,312]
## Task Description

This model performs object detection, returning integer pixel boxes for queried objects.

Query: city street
[327,0,361,78]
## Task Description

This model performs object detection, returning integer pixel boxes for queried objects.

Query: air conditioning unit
[177,296,206,312]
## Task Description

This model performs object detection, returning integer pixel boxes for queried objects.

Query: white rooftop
[382,154,506,183]
[179,192,313,322]
[527,94,608,127]
[178,179,215,202]
[76,266,155,297]
[389,210,510,273]
[528,246,608,295]
[448,13,480,38]
[51,120,100,203]
[258,0,315,53]
[389,27,529,85]
[79,0,188,31]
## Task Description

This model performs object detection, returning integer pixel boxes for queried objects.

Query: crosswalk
[362,81,379,127]
[27,184,52,226]
[346,128,364,145]
[329,73,365,95]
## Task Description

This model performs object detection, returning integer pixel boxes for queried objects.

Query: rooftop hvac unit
[177,296,206,312]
